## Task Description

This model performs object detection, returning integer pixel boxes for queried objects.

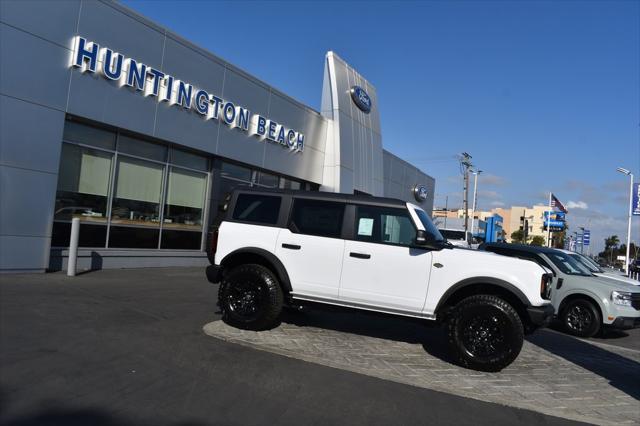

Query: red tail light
[210,229,219,259]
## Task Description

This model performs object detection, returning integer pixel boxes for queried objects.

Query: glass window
[110,157,163,228]
[355,205,415,246]
[163,167,206,231]
[545,252,593,276]
[171,149,208,171]
[221,162,252,182]
[280,178,302,190]
[118,135,167,162]
[290,199,344,238]
[415,209,445,242]
[219,178,250,202]
[232,194,281,225]
[54,144,112,224]
[63,121,116,150]
[51,222,107,248]
[161,230,202,250]
[255,171,279,188]
[108,226,159,249]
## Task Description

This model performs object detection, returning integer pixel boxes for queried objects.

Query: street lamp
[617,167,634,275]
[470,170,483,237]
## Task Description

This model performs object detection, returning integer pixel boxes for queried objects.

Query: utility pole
[471,169,482,236]
[444,196,449,228]
[460,152,473,232]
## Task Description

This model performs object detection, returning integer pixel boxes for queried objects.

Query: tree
[511,229,526,243]
[604,235,620,265]
[530,236,546,246]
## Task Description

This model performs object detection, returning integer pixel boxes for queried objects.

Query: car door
[275,198,346,300]
[339,204,432,313]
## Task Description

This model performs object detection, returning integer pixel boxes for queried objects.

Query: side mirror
[415,230,430,245]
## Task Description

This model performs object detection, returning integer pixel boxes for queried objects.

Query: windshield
[569,253,604,273]
[439,230,466,240]
[546,252,593,276]
[414,209,445,242]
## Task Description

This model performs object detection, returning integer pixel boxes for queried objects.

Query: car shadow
[280,306,453,363]
[280,306,640,400]
[526,329,640,401]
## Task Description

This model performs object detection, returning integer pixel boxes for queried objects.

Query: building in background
[0,0,435,272]
[434,206,566,246]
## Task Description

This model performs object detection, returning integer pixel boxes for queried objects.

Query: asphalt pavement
[0,267,599,426]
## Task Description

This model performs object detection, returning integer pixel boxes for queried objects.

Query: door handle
[350,252,371,259]
[282,243,301,250]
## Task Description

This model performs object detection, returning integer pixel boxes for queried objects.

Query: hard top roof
[231,187,409,209]
[480,242,562,255]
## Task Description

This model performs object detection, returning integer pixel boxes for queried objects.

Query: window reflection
[163,167,206,231]
[54,144,112,224]
[110,157,163,228]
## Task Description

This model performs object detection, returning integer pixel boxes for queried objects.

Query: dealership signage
[70,37,304,152]
[633,183,640,216]
[413,184,428,202]
[350,86,372,113]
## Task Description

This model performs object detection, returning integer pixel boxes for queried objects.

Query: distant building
[432,205,565,246]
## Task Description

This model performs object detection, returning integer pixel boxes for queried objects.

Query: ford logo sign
[413,185,428,202]
[350,86,372,114]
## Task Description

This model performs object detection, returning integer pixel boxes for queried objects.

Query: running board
[290,293,437,321]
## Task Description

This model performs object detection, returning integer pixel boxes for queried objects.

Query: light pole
[470,169,482,237]
[617,167,634,275]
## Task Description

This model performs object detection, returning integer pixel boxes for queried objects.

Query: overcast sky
[124,0,639,254]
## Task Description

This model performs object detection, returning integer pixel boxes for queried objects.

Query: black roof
[479,242,561,255]
[231,187,409,209]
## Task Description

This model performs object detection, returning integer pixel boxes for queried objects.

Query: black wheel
[218,264,283,331]
[447,294,524,372]
[560,298,600,338]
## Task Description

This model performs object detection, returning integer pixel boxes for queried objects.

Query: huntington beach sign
[70,37,305,152]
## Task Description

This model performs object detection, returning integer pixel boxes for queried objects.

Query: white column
[67,217,80,277]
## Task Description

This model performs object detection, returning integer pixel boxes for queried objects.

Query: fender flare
[435,276,532,313]
[220,247,292,293]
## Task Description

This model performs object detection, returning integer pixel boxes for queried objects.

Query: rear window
[232,194,281,225]
[290,199,344,238]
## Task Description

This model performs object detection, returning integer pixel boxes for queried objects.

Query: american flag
[550,194,567,213]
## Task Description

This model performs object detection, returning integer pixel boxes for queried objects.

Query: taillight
[540,273,552,300]
[210,229,219,259]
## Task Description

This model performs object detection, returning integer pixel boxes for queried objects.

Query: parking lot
[1,268,638,425]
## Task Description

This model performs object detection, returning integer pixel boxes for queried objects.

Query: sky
[123,0,639,254]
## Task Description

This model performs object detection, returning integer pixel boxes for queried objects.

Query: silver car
[560,249,640,286]
[480,243,640,337]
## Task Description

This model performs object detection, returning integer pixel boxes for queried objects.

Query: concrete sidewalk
[1,268,586,426]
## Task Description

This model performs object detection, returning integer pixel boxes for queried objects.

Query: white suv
[207,189,554,371]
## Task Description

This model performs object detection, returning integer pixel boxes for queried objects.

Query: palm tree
[605,235,620,265]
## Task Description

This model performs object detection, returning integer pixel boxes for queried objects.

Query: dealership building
[0,0,435,273]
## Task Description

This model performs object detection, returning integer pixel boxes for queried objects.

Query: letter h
[72,37,99,72]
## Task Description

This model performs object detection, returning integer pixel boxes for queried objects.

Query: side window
[232,194,281,225]
[355,205,415,246]
[289,199,345,238]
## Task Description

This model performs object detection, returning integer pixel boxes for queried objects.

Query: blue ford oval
[350,86,372,113]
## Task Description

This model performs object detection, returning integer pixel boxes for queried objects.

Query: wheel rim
[226,281,264,321]
[461,313,507,358]
[565,304,593,332]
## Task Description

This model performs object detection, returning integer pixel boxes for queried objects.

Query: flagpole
[547,192,552,247]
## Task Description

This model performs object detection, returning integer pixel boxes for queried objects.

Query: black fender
[220,247,292,294]
[435,276,532,314]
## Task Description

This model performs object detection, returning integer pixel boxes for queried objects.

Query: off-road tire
[447,294,524,372]
[560,298,601,338]
[218,264,283,331]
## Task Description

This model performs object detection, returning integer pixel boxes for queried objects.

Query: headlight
[611,291,633,307]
